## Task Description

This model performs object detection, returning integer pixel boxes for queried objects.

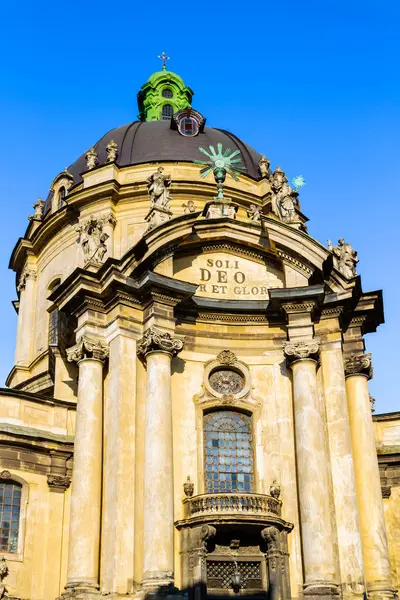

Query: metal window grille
[204,411,254,493]
[161,104,174,120]
[0,482,21,553]
[206,560,262,590]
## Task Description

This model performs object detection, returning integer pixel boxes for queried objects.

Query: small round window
[178,117,198,137]
[209,368,245,395]
[162,89,173,98]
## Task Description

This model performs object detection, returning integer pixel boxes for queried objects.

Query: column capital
[137,326,184,360]
[344,353,373,380]
[17,266,37,292]
[284,339,320,366]
[47,474,71,493]
[66,335,109,364]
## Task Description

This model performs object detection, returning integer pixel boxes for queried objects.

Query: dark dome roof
[67,120,262,186]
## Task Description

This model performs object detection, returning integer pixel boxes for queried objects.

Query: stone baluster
[15,266,37,366]
[344,354,394,600]
[65,336,109,594]
[137,327,184,591]
[284,339,339,600]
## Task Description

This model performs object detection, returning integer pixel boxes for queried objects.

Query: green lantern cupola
[137,53,194,122]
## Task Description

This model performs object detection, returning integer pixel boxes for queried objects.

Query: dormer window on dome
[171,108,206,137]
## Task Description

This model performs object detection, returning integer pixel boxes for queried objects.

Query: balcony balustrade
[182,492,281,521]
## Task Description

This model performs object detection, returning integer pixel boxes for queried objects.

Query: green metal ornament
[195,144,246,199]
[292,175,306,191]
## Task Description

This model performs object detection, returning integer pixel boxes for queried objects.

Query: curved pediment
[122,214,339,295]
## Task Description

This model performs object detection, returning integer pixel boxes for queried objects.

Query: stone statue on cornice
[271,167,299,223]
[146,167,172,209]
[328,238,359,279]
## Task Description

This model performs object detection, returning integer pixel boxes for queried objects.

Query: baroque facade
[0,61,399,600]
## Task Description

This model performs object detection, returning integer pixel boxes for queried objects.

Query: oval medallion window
[209,368,245,395]
[178,117,198,137]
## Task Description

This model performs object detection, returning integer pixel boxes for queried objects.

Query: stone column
[101,333,137,593]
[345,354,394,600]
[137,327,184,591]
[15,266,37,366]
[284,340,339,600]
[320,337,364,595]
[65,336,109,594]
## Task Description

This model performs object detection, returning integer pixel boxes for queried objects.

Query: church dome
[66,120,262,187]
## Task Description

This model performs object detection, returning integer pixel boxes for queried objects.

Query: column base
[138,572,181,600]
[141,571,174,590]
[303,582,340,600]
[59,581,100,600]
[367,581,397,600]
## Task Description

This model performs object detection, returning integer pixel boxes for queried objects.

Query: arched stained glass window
[0,481,21,553]
[204,411,254,494]
[161,104,174,120]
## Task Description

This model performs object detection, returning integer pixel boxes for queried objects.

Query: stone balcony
[179,492,283,528]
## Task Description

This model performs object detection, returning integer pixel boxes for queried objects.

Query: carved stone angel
[328,238,359,279]
[247,204,261,222]
[146,167,171,209]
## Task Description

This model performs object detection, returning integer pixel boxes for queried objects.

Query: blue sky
[0,1,399,412]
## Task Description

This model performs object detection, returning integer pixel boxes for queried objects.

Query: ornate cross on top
[158,51,170,70]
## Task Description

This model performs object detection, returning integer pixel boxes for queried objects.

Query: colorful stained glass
[204,411,254,493]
